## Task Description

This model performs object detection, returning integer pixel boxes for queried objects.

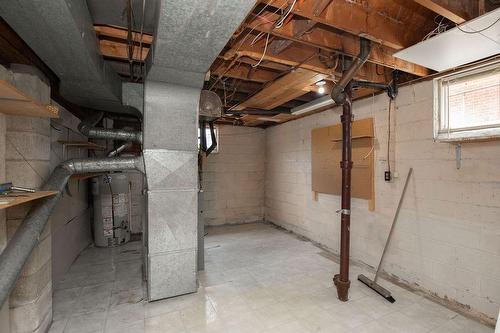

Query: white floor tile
[49,224,494,333]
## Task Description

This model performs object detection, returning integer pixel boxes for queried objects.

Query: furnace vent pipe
[331,38,372,105]
[0,156,144,308]
[78,113,143,144]
[107,142,133,157]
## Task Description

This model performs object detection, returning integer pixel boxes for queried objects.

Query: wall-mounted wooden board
[312,118,374,206]
[0,80,59,118]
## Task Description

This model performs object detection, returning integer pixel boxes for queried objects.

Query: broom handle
[374,168,413,283]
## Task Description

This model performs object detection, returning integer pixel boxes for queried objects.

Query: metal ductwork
[78,114,143,144]
[331,38,372,105]
[108,142,133,157]
[78,123,143,144]
[0,156,144,308]
[146,0,256,86]
[0,0,137,116]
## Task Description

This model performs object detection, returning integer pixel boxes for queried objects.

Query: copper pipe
[333,81,353,302]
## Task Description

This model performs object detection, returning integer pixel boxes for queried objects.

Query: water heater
[91,173,131,247]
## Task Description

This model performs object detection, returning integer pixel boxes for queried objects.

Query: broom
[358,168,413,303]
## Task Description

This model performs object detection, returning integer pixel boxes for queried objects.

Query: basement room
[0,1,499,333]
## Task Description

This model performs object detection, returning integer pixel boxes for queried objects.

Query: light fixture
[316,80,327,95]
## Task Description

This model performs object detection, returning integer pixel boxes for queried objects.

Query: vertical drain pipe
[333,81,354,301]
[331,38,371,302]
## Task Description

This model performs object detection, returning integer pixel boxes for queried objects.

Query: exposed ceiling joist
[98,39,149,62]
[233,68,326,111]
[224,33,389,83]
[413,0,468,23]
[212,63,279,83]
[259,0,423,49]
[94,25,153,44]
[245,17,430,76]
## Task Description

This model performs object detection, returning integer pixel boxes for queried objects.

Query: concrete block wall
[4,68,53,333]
[202,125,265,226]
[0,112,9,333]
[49,106,92,282]
[0,64,93,332]
[265,80,500,322]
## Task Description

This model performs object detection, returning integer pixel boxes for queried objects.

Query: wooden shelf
[0,80,59,118]
[0,191,58,209]
[57,141,106,151]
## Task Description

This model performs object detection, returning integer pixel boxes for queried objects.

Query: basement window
[198,126,219,153]
[434,60,500,141]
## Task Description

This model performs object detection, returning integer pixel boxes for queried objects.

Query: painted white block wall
[50,106,92,282]
[265,80,500,321]
[202,125,265,226]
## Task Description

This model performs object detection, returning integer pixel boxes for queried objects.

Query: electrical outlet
[385,171,392,182]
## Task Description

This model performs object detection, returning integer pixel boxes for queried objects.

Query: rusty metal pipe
[333,81,354,302]
[331,38,371,105]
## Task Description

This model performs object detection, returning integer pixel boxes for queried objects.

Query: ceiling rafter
[258,0,429,49]
[94,25,153,44]
[98,39,149,62]
[413,0,468,24]
[245,14,430,77]
[224,32,389,83]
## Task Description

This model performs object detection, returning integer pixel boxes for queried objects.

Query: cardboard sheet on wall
[312,118,374,203]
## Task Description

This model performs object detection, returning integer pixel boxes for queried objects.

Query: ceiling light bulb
[318,86,325,94]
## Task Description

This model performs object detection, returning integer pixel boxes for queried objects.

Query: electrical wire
[252,32,271,68]
[6,136,47,183]
[274,0,297,29]
[387,98,393,173]
[234,1,287,55]
[138,0,146,81]
[456,15,500,34]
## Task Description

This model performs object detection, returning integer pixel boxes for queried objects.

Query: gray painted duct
[0,0,134,115]
[146,0,256,87]
[87,0,159,34]
[0,156,144,308]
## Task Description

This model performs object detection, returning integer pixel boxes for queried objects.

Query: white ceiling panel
[394,8,500,72]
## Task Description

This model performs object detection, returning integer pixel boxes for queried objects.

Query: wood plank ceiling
[93,0,496,127]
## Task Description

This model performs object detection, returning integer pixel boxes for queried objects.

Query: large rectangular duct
[143,0,255,300]
[143,82,200,300]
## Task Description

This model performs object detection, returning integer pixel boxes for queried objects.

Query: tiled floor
[49,223,494,333]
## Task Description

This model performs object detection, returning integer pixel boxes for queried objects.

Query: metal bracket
[336,209,351,215]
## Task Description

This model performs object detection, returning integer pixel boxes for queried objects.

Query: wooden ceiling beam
[212,63,279,83]
[225,32,388,83]
[413,0,468,24]
[259,0,421,49]
[98,40,149,62]
[245,17,430,76]
[233,68,326,111]
[94,25,153,44]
